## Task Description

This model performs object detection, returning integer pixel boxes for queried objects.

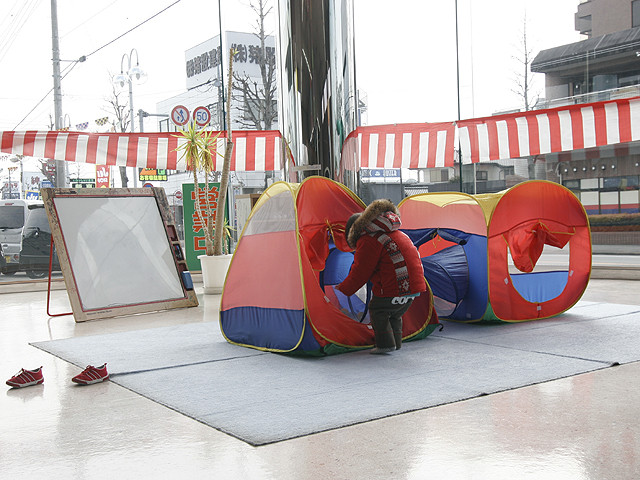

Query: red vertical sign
[96,165,110,188]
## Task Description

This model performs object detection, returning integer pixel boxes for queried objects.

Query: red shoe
[72,364,109,385]
[6,367,44,388]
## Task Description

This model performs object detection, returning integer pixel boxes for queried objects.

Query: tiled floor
[2,278,640,479]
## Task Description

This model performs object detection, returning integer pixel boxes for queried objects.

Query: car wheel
[27,270,48,279]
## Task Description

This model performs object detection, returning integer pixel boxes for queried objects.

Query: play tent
[220,176,440,355]
[398,180,592,322]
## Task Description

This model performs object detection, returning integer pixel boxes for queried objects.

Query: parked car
[0,242,6,271]
[19,204,60,279]
[0,199,41,275]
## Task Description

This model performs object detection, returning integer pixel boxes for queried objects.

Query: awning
[340,96,640,169]
[0,129,284,171]
[3,96,640,172]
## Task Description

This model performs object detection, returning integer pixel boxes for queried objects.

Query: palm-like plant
[175,122,222,256]
[175,47,235,257]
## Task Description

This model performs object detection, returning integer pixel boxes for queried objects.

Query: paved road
[0,271,63,283]
[1,252,637,286]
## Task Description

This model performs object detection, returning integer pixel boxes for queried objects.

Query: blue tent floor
[32,301,640,446]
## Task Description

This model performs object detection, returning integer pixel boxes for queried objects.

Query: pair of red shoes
[6,364,109,388]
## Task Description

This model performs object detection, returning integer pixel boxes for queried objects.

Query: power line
[13,61,80,130]
[0,0,41,64]
[85,0,182,59]
[12,0,183,130]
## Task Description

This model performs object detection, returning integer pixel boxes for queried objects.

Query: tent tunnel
[398,180,592,323]
[220,177,440,355]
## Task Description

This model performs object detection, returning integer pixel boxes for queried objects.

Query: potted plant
[175,49,235,293]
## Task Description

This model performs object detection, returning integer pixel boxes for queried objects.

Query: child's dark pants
[368,295,415,350]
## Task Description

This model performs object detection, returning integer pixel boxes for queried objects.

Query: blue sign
[361,169,401,178]
[25,190,40,200]
[41,180,53,188]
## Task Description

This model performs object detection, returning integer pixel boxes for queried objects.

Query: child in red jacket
[337,199,426,353]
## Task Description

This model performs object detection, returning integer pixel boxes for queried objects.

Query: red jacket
[337,200,426,298]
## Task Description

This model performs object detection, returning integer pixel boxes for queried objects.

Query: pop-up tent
[398,180,592,322]
[220,177,440,355]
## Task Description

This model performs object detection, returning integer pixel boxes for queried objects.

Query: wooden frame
[42,187,198,322]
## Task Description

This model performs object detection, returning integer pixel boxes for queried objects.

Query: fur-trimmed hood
[346,199,399,248]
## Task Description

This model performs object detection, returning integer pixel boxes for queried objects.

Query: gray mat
[32,301,640,446]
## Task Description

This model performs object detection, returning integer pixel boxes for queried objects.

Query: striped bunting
[457,96,640,164]
[342,122,456,169]
[0,130,283,172]
[343,97,640,169]
[4,97,639,172]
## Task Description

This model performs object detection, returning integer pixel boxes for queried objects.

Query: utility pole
[51,0,67,188]
[455,0,463,194]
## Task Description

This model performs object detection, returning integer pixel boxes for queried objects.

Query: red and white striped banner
[342,97,640,169]
[341,122,456,170]
[0,130,283,171]
[457,96,640,164]
[5,97,639,172]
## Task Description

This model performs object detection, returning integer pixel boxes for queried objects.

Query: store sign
[185,32,276,90]
[185,38,221,90]
[361,169,401,178]
[96,165,110,188]
[139,168,168,182]
[70,178,95,188]
[182,183,229,271]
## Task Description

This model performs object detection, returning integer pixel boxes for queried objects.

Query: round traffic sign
[193,106,211,127]
[175,190,183,200]
[171,105,190,126]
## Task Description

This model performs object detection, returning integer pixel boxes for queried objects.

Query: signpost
[193,106,211,127]
[171,105,190,127]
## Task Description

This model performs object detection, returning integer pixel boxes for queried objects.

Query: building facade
[276,0,358,188]
[532,0,640,214]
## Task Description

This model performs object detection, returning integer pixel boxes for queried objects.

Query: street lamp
[114,49,146,188]
[113,49,147,133]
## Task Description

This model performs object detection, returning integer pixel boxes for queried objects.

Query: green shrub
[588,213,640,231]
[588,213,640,226]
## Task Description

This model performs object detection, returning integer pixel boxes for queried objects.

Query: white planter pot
[198,254,232,295]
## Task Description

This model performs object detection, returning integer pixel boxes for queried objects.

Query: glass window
[476,170,488,181]
[0,206,24,229]
[621,176,639,190]
[25,206,51,233]
[580,178,599,190]
[603,176,621,190]
[634,0,640,28]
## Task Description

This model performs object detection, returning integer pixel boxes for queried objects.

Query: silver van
[0,199,43,275]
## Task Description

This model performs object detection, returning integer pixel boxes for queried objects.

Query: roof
[532,27,640,74]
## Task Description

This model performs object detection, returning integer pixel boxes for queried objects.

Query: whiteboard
[43,188,198,322]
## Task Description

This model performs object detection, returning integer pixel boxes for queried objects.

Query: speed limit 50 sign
[193,106,211,127]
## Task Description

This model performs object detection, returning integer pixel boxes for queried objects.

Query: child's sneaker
[72,364,109,385]
[6,367,44,388]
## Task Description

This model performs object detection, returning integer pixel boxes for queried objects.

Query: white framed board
[42,187,198,322]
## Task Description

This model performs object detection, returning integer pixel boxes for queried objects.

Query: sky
[0,0,583,135]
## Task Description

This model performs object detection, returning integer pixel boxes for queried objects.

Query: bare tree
[511,14,540,112]
[512,14,545,180]
[232,0,277,130]
[104,79,131,187]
